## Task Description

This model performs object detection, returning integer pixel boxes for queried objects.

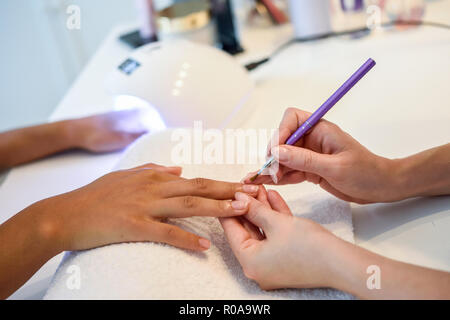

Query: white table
[2,2,450,299]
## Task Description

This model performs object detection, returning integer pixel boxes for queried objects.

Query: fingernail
[231,200,248,210]
[199,238,210,250]
[235,192,250,202]
[272,146,288,162]
[242,184,259,193]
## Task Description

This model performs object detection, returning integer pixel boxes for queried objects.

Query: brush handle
[285,58,376,146]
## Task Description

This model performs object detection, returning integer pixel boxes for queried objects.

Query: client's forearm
[0,121,78,170]
[326,238,450,299]
[391,143,450,200]
[0,199,62,299]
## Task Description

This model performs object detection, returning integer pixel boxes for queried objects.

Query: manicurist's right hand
[37,163,259,252]
[244,107,404,204]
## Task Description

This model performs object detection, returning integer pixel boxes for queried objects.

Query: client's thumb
[272,145,331,176]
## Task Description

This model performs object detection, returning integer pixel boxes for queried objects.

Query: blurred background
[0,0,442,131]
[0,0,137,131]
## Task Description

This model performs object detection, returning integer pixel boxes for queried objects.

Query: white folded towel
[44,130,354,299]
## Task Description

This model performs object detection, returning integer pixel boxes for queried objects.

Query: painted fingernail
[231,200,248,210]
[242,184,259,193]
[199,238,210,250]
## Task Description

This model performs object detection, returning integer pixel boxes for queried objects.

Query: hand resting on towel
[0,163,258,299]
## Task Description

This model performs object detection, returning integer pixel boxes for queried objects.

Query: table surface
[2,1,450,299]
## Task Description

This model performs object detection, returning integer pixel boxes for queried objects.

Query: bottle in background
[288,0,332,38]
[136,0,158,42]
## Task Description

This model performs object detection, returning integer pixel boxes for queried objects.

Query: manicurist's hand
[221,187,339,290]
[0,163,259,299]
[221,188,450,299]
[244,108,450,203]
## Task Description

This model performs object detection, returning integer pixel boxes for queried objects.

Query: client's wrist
[60,119,85,150]
[29,196,68,256]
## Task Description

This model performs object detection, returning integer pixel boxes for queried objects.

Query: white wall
[0,0,136,131]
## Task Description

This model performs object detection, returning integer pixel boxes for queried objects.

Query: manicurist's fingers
[242,164,293,185]
[235,192,276,233]
[266,126,292,158]
[160,178,258,199]
[266,108,313,157]
[271,145,333,176]
[240,217,265,240]
[256,185,269,206]
[151,196,249,218]
[242,170,277,185]
[150,221,211,251]
[220,217,258,254]
[267,190,292,216]
[279,108,312,139]
[274,171,306,185]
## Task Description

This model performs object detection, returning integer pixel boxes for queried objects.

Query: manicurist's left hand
[221,188,450,299]
[220,187,340,290]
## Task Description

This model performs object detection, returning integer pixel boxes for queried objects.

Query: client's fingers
[132,167,183,183]
[131,163,182,175]
[267,190,292,216]
[151,221,210,251]
[161,178,258,199]
[152,196,249,218]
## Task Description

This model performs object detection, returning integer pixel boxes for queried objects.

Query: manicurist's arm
[0,163,258,299]
[221,187,450,299]
[0,109,148,171]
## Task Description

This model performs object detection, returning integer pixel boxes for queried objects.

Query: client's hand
[69,109,150,153]
[38,163,259,252]
[0,109,149,170]
[220,188,339,290]
[244,107,402,204]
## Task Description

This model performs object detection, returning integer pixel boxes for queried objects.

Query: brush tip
[249,174,259,182]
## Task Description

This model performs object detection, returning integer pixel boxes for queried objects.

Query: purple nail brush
[250,58,376,181]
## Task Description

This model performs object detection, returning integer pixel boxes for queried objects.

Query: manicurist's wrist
[374,156,415,202]
[385,156,425,201]
[292,228,351,290]
[324,235,391,299]
[317,235,356,290]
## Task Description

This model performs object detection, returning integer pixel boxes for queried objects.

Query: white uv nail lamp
[105,40,256,130]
